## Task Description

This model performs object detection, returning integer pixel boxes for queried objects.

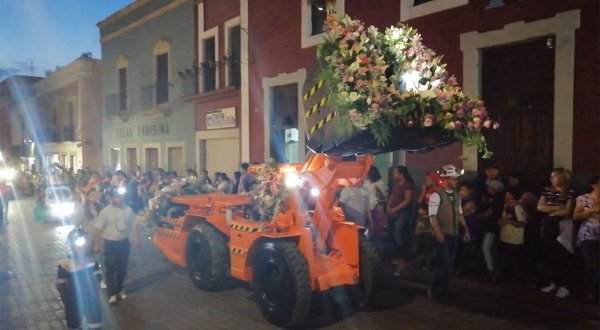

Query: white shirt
[339,186,369,226]
[428,190,463,216]
[94,204,136,241]
[363,180,387,210]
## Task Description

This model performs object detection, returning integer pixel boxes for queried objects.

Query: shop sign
[116,123,170,138]
[206,107,236,130]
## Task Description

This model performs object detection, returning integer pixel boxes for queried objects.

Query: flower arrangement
[248,159,291,221]
[318,16,499,158]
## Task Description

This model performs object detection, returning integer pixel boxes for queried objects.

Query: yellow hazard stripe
[155,228,179,238]
[304,96,328,118]
[309,111,336,135]
[303,80,324,101]
[230,246,248,256]
[229,223,263,233]
[160,217,182,225]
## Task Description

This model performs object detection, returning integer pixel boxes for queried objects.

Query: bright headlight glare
[310,187,320,197]
[117,186,127,195]
[74,236,87,247]
[284,173,302,188]
[0,168,16,181]
[50,202,75,217]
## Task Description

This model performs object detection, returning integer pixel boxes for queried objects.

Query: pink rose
[454,121,463,128]
[483,119,492,128]
[493,122,500,129]
[423,117,433,127]
[467,100,475,108]
[472,108,481,117]
[447,75,458,86]
[456,109,465,118]
[478,108,488,119]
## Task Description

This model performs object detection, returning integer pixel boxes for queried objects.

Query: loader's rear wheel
[186,222,229,291]
[253,241,311,328]
[349,235,381,309]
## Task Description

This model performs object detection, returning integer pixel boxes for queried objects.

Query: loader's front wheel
[253,241,311,328]
[348,235,380,309]
[186,222,229,291]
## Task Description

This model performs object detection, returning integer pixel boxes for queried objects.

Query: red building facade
[192,0,598,185]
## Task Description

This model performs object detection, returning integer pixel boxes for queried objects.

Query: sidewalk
[394,264,600,321]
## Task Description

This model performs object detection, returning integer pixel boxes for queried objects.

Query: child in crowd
[455,182,481,276]
[413,172,439,270]
[498,188,527,282]
[478,179,505,281]
[57,228,102,330]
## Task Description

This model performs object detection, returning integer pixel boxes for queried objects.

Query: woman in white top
[363,166,387,236]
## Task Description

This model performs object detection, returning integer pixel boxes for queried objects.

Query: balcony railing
[140,85,155,111]
[141,84,170,117]
[62,125,75,141]
[105,93,129,122]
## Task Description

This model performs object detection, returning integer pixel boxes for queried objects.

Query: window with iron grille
[203,37,216,92]
[229,26,241,87]
[118,67,127,111]
[156,53,169,104]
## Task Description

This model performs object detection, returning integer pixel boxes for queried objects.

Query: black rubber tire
[253,241,311,328]
[348,235,381,309]
[186,222,229,291]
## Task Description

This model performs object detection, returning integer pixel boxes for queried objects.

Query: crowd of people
[339,162,599,303]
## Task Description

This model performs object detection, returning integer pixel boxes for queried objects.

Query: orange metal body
[153,152,373,291]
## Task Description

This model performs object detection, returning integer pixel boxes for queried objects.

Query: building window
[156,53,169,104]
[301,0,345,48]
[228,26,241,87]
[270,84,299,163]
[413,0,433,5]
[203,37,216,92]
[118,67,127,111]
[400,0,468,21]
[310,0,328,36]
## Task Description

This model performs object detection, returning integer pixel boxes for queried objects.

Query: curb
[397,267,599,320]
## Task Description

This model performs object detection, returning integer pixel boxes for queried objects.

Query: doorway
[270,84,299,163]
[145,148,159,172]
[126,148,138,174]
[481,37,555,191]
[167,146,183,175]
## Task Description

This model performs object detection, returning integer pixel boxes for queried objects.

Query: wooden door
[126,148,138,174]
[481,38,555,191]
[167,147,183,175]
[145,148,159,172]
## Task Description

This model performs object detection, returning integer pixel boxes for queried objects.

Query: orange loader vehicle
[153,152,383,327]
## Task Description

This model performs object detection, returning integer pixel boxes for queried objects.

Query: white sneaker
[118,291,128,300]
[100,280,107,289]
[108,295,117,305]
[555,287,570,298]
[541,283,557,293]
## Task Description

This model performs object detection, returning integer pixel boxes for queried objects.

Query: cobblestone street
[1,198,598,330]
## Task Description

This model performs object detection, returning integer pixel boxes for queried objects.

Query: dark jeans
[104,239,131,297]
[540,216,573,287]
[391,208,413,260]
[498,241,523,282]
[430,235,459,296]
[580,240,599,297]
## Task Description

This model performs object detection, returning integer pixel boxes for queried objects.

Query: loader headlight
[310,187,320,197]
[284,173,302,188]
[117,186,127,195]
[74,236,87,247]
